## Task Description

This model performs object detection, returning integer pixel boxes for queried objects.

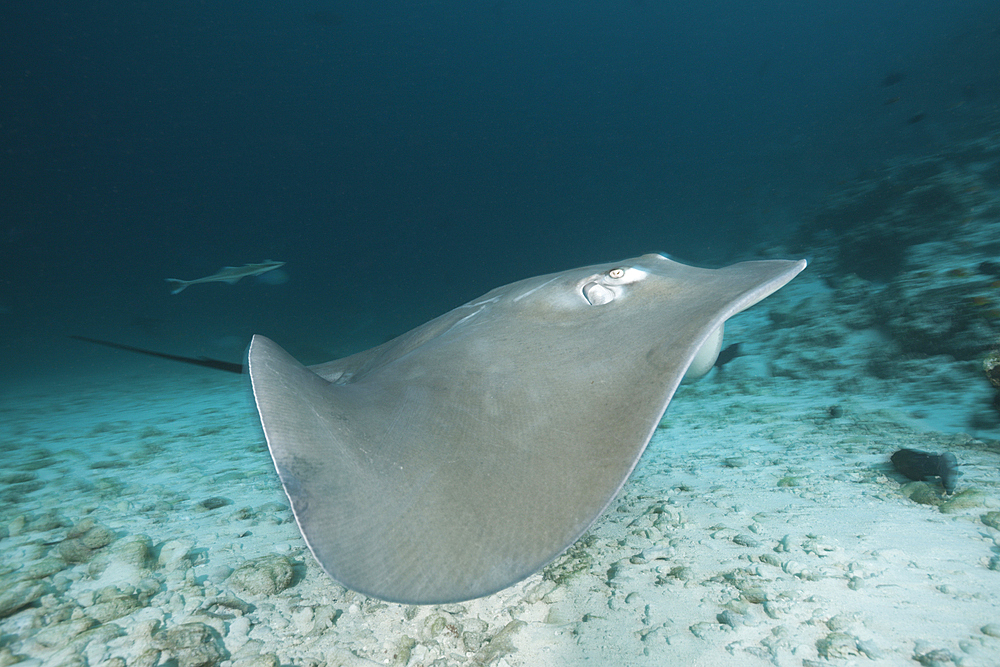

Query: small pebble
[982,623,1000,638]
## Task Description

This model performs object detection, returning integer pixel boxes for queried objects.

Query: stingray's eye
[608,268,626,279]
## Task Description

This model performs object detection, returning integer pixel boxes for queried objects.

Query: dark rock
[978,260,1000,276]
[197,497,232,511]
[986,350,1000,388]
[891,448,959,494]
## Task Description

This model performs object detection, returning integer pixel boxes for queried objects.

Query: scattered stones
[67,622,125,653]
[32,618,96,647]
[762,599,791,619]
[0,472,37,485]
[0,580,49,618]
[17,451,55,471]
[0,647,25,666]
[196,497,232,511]
[542,535,597,585]
[56,539,94,564]
[80,525,115,549]
[689,621,724,640]
[85,585,141,623]
[106,534,153,568]
[656,565,696,584]
[856,638,885,660]
[256,502,289,513]
[7,515,26,537]
[152,623,227,667]
[201,595,251,618]
[139,499,175,514]
[390,636,416,667]
[817,631,860,659]
[732,534,761,548]
[228,555,294,596]
[900,481,944,506]
[16,558,67,581]
[939,487,989,514]
[914,647,956,666]
[229,507,254,521]
[131,649,161,667]
[226,616,253,651]
[420,612,452,641]
[324,647,383,666]
[716,608,744,629]
[473,620,526,664]
[157,539,195,568]
[232,654,279,667]
[758,552,783,567]
[55,520,116,564]
[984,349,1000,388]
[461,618,489,651]
[89,459,130,470]
[309,605,340,635]
[28,511,69,533]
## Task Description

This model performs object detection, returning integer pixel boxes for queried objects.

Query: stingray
[246,253,806,604]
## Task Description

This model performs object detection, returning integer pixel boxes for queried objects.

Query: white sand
[2,269,999,667]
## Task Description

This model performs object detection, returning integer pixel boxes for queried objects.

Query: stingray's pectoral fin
[248,335,457,603]
[248,333,605,604]
[247,335,421,599]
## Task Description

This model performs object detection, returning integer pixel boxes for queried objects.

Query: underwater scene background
[3,1,1000,665]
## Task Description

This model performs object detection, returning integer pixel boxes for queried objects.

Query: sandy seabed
[2,271,999,667]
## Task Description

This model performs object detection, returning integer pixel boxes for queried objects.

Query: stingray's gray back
[248,254,805,603]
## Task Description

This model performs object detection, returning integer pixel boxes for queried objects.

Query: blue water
[2,0,998,376]
[4,5,1000,664]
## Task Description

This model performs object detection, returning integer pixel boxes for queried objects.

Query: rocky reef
[986,347,1000,412]
[787,120,1000,424]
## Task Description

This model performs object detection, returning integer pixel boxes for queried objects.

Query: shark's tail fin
[165,278,189,294]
